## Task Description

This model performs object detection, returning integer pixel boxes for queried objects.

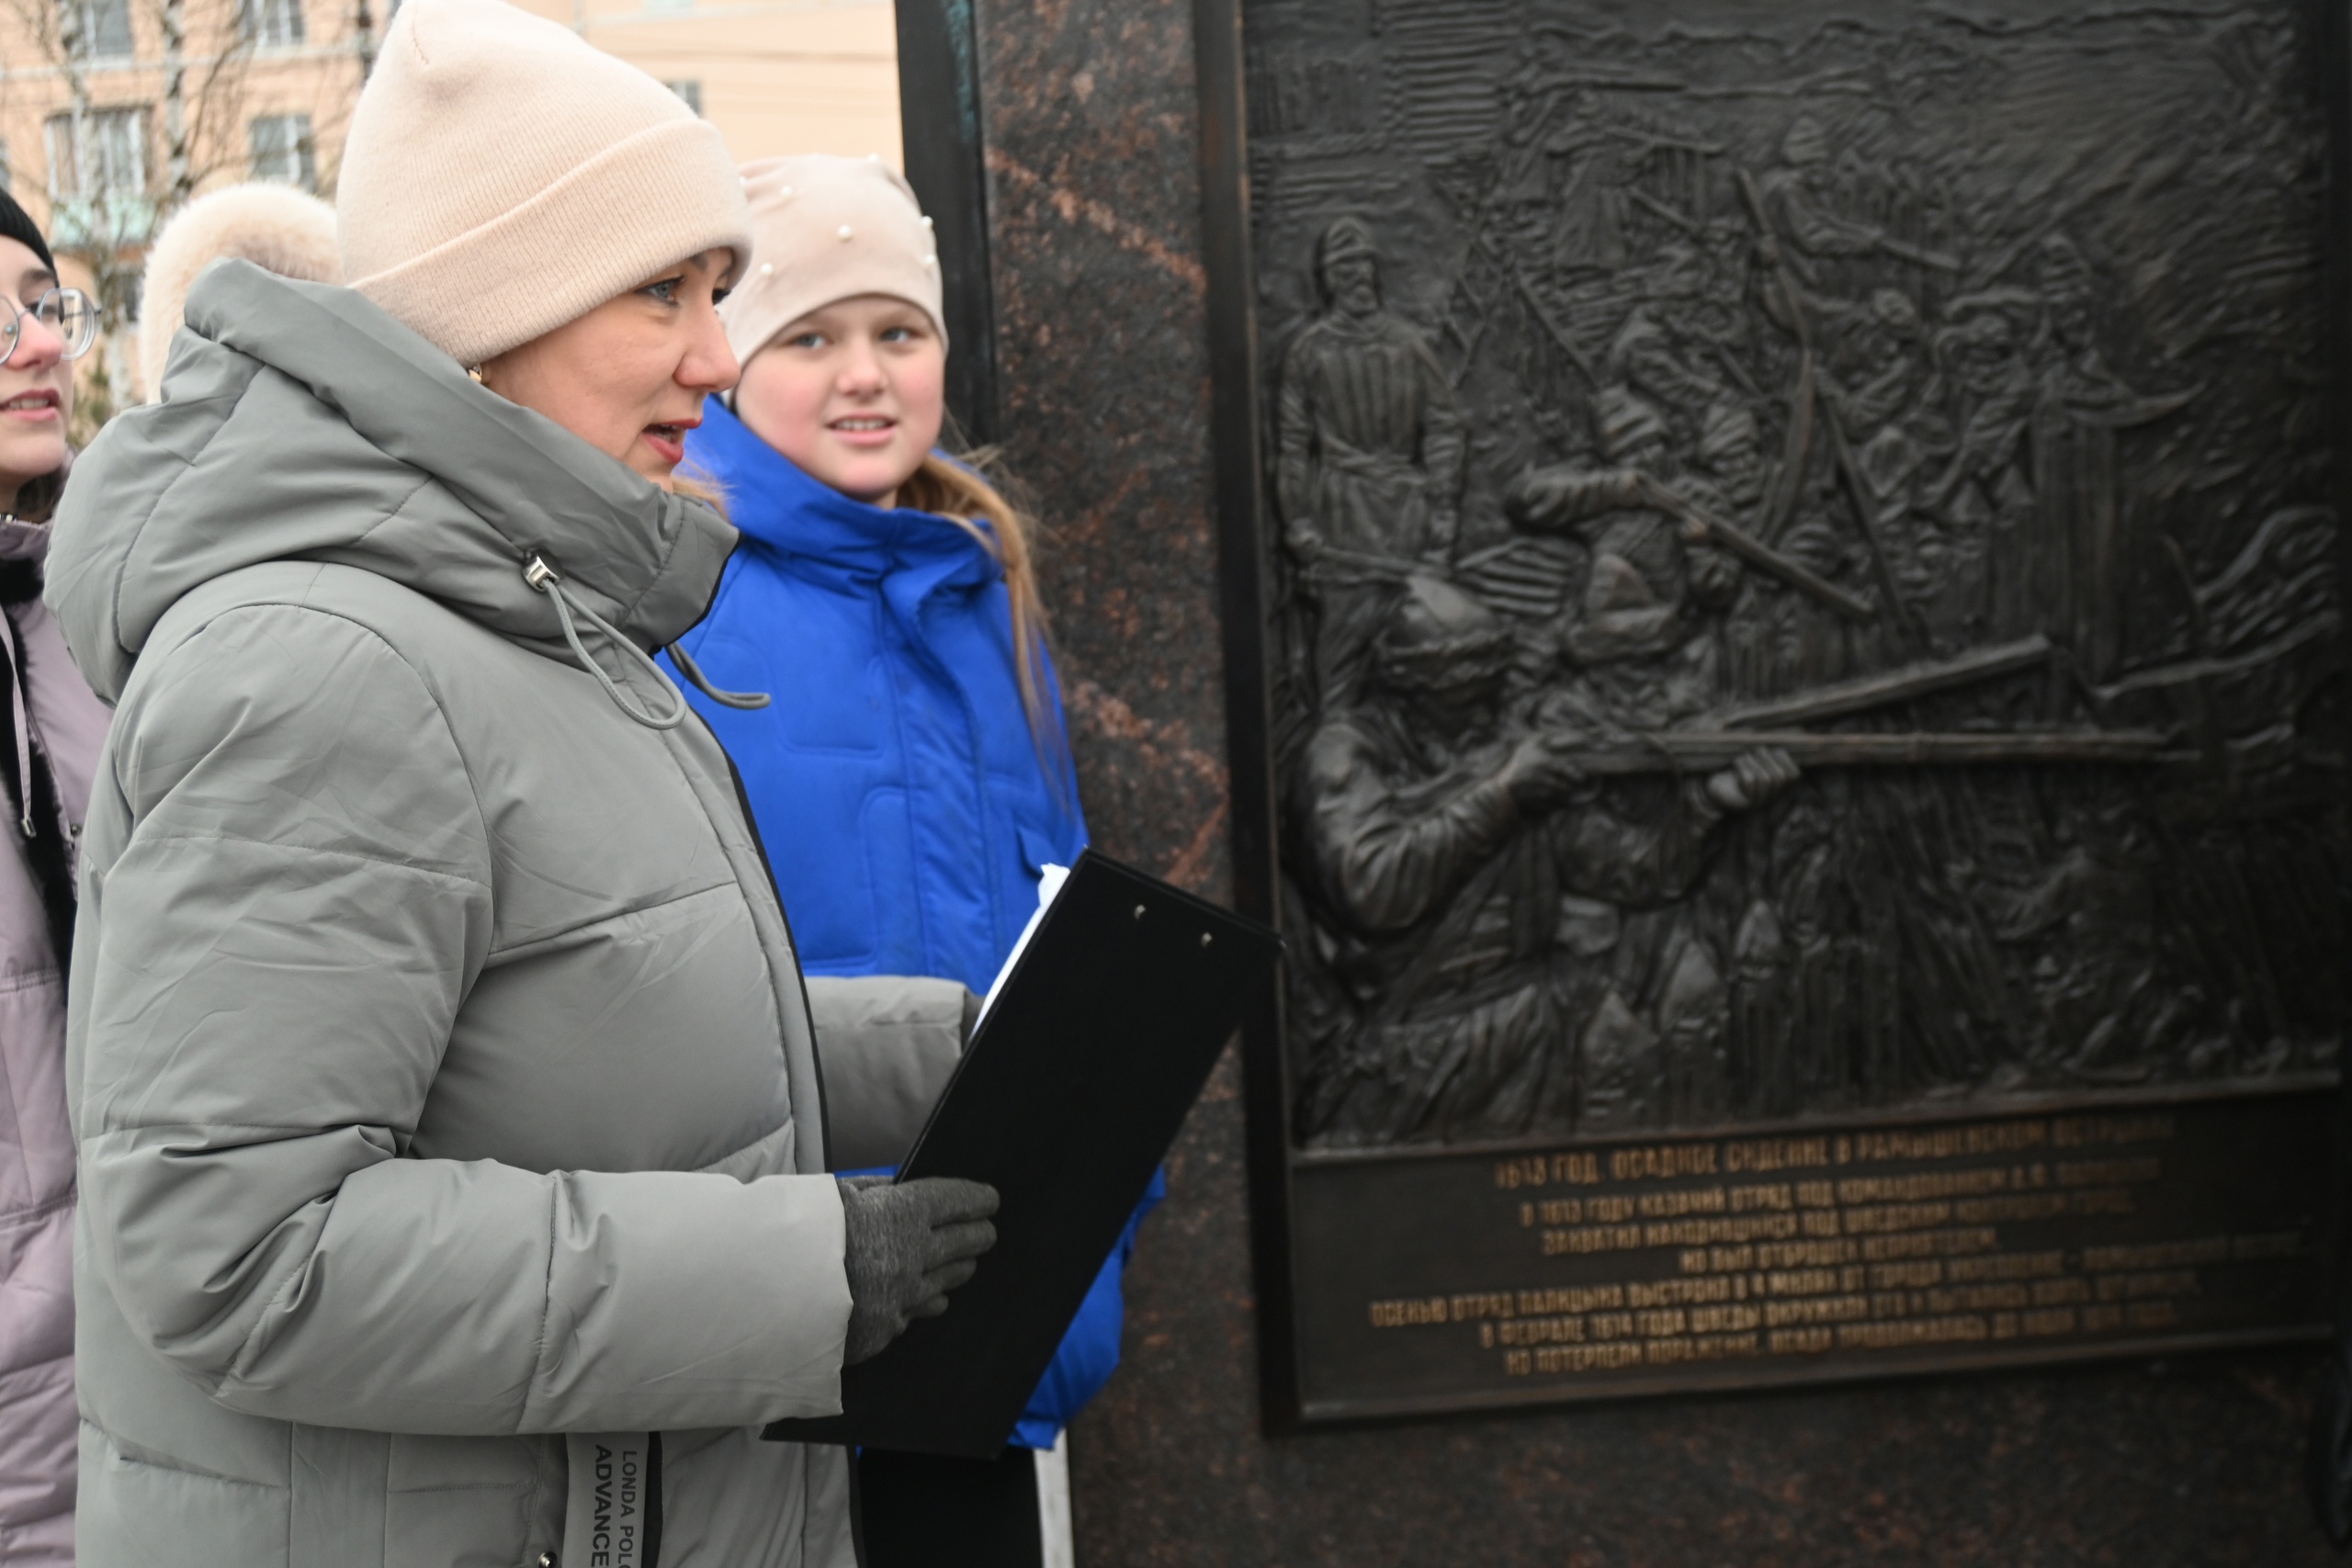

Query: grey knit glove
[838,1175,1001,1365]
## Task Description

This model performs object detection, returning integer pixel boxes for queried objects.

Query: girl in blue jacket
[660,153,1153,1565]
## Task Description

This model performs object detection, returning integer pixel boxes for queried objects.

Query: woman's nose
[678,303,738,395]
[7,305,65,370]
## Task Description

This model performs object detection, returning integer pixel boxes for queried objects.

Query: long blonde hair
[897,447,1067,774]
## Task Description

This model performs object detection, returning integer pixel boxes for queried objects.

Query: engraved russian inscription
[1219,0,2344,1418]
[1295,1093,2326,1410]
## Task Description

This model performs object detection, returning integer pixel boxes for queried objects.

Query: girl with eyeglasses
[0,186,109,1567]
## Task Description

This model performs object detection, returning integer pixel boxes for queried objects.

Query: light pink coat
[0,518,110,1564]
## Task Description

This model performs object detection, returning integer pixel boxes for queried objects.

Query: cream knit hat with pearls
[336,0,752,367]
[719,153,945,366]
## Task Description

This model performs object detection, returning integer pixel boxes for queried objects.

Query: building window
[239,0,304,49]
[45,108,146,202]
[43,107,152,246]
[61,0,133,59]
[665,80,703,116]
[248,114,315,191]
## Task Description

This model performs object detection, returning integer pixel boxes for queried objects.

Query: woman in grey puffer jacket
[46,1,998,1563]
[0,190,109,1566]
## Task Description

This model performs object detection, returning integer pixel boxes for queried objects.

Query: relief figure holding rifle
[1292,578,1796,1145]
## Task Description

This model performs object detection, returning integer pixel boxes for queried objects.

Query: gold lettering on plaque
[1837,1169,2010,1204]
[2082,1237,2231,1270]
[1448,1292,1515,1322]
[1637,1187,1729,1218]
[1946,1250,2064,1281]
[1724,1137,1834,1174]
[2050,1115,2176,1148]
[1610,1145,1719,1181]
[1850,1123,2050,1162]
[1518,1284,1625,1315]
[1372,1114,2303,1385]
[1836,1316,1990,1349]
[1367,1296,1448,1328]
[2058,1158,2163,1186]
[1494,1156,1548,1190]
[1497,1317,1589,1347]
[1552,1153,1603,1186]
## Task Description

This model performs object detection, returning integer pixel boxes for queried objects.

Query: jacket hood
[48,259,738,704]
[0,515,54,565]
[686,396,1000,593]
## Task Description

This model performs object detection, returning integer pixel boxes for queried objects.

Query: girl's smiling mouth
[829,413,898,446]
[0,389,60,422]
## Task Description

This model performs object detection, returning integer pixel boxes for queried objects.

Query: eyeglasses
[2,288,98,367]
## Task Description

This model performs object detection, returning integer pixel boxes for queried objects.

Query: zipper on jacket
[696,707,836,1171]
[898,594,1011,968]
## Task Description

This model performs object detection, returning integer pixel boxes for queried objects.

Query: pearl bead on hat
[719,152,949,360]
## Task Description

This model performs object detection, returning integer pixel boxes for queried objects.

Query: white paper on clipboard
[973,863,1069,1032]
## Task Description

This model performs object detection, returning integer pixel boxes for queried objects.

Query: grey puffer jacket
[46,261,967,1567]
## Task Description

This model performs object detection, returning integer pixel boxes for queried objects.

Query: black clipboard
[764,850,1280,1460]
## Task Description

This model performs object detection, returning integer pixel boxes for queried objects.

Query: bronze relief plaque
[1201,0,2347,1422]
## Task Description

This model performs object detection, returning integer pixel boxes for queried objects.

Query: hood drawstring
[522,553,771,728]
[662,637,769,711]
[525,552,689,730]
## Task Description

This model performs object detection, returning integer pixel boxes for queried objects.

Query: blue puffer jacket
[662,397,1156,1448]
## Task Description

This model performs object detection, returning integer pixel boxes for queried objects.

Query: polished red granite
[965,0,2337,1561]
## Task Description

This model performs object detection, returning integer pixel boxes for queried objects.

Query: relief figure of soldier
[1276,217,1465,708]
[1503,386,1740,728]
[1290,577,1796,1145]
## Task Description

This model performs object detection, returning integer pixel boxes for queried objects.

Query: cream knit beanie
[336,0,752,367]
[719,153,944,366]
[139,182,341,400]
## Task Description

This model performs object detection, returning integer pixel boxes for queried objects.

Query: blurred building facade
[510,0,899,169]
[0,0,899,412]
